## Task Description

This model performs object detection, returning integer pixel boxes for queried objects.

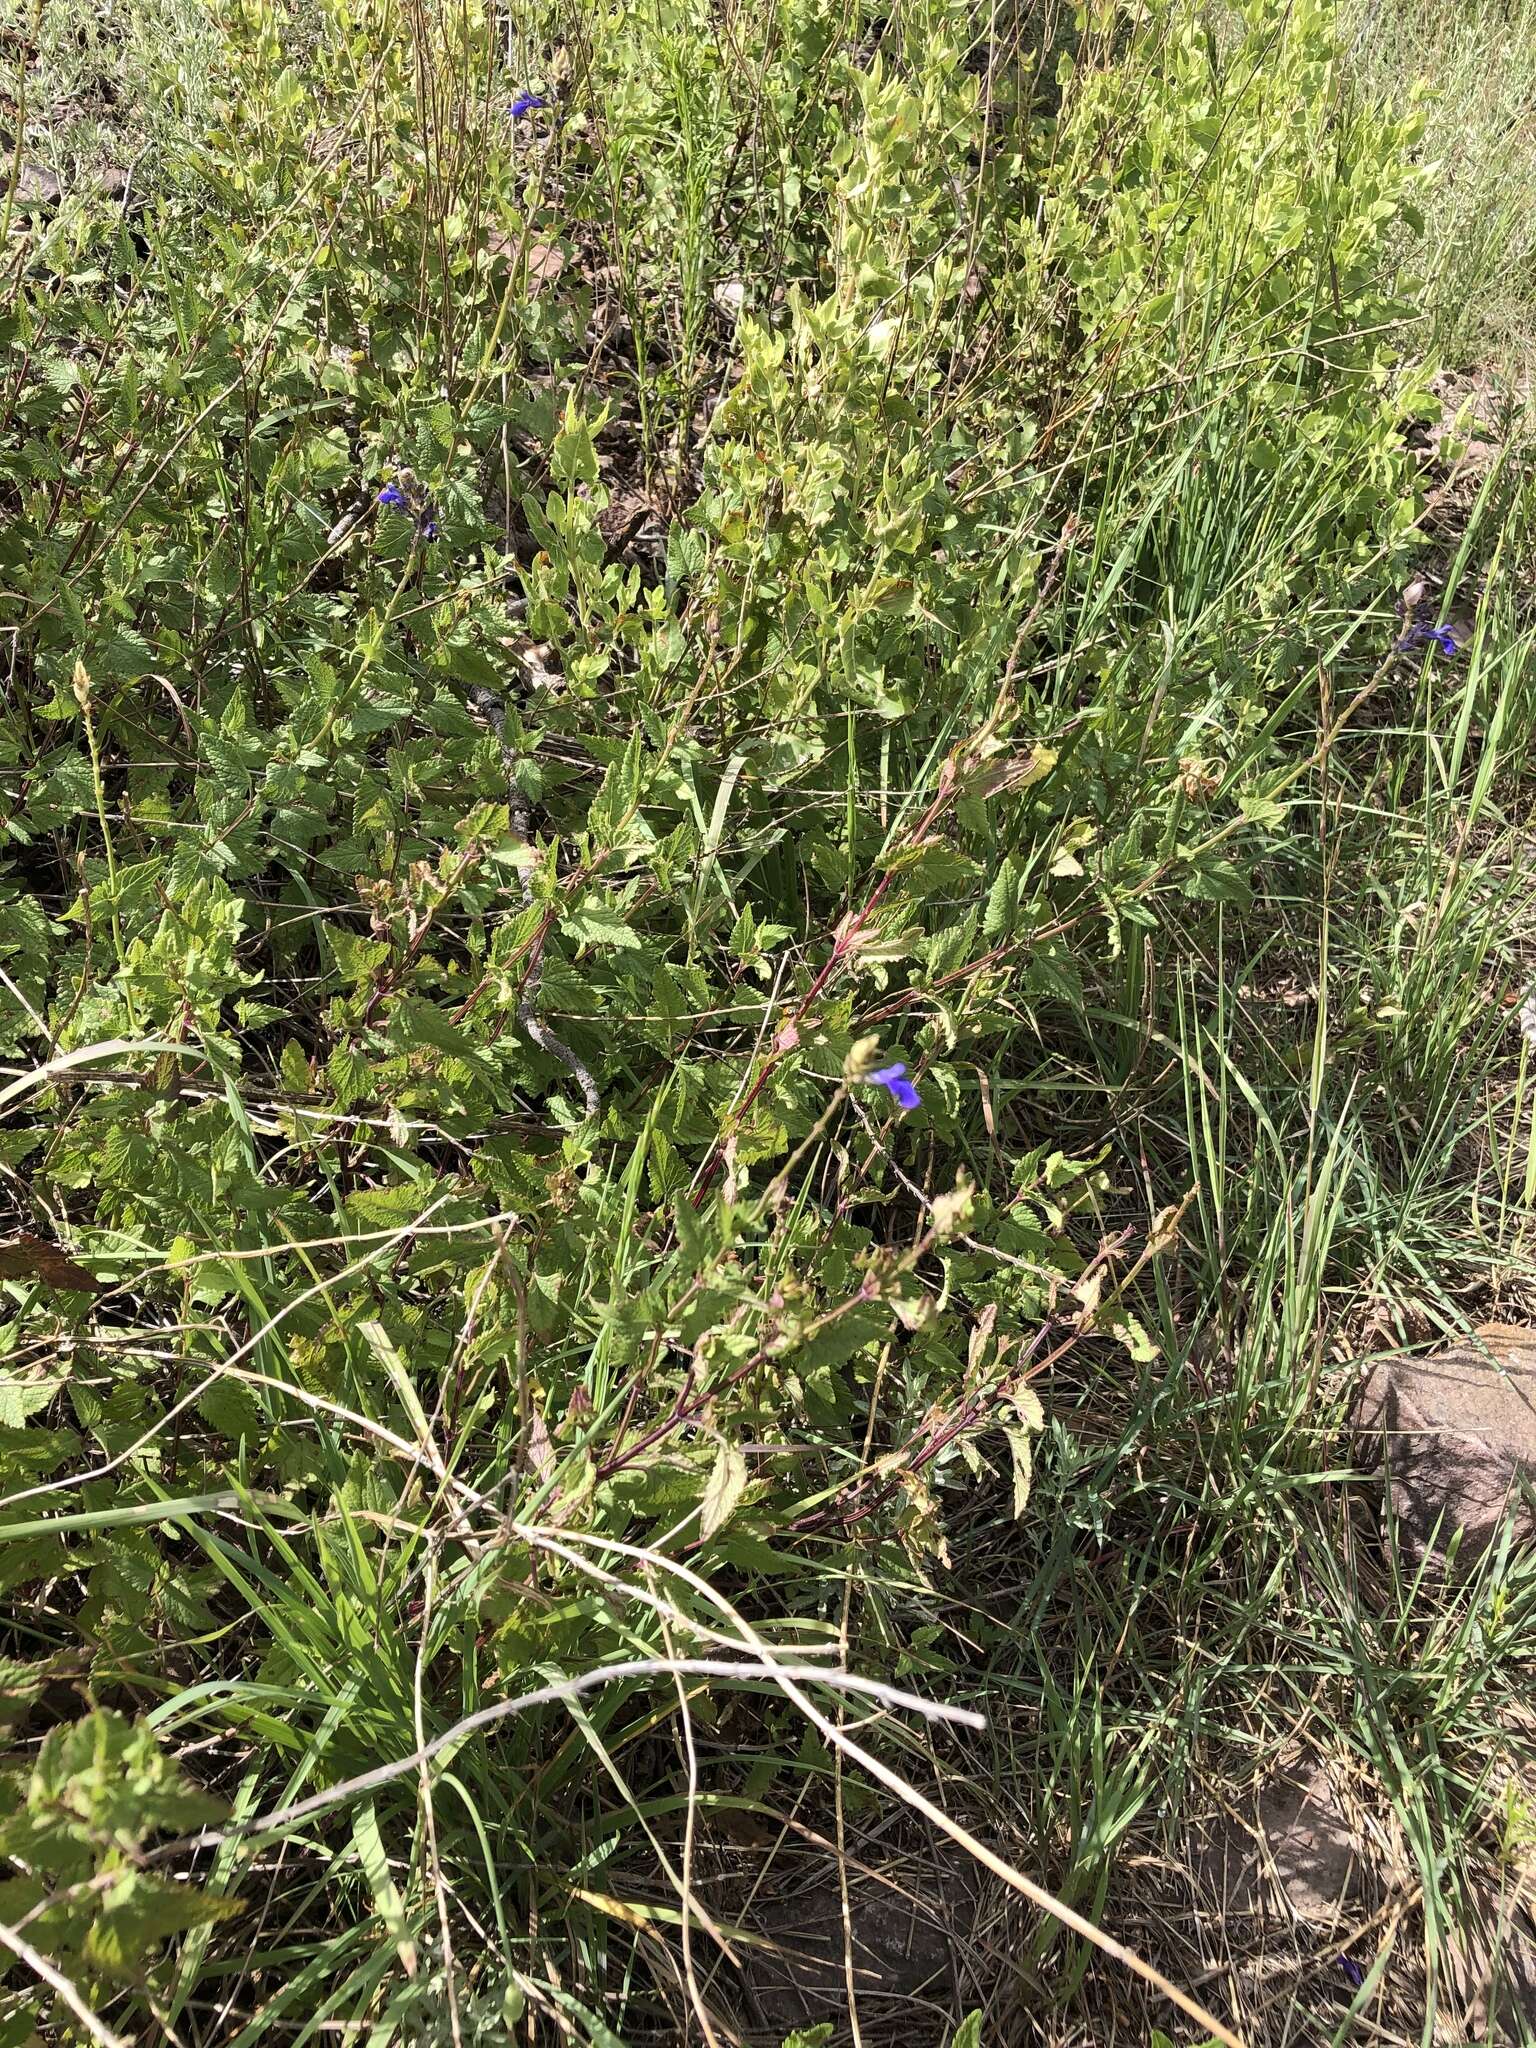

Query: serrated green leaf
[983,857,1022,940]
[562,905,642,951]
[85,1869,244,1979]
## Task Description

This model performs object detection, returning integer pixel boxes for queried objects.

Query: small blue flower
[867,1061,921,1112]
[377,481,438,543]
[510,92,547,118]
[1340,1956,1366,1990]
[1395,621,1460,658]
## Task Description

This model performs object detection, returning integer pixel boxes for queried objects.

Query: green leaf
[353,1800,418,1977]
[0,1376,61,1429]
[0,1423,78,1478]
[983,856,1023,940]
[196,1377,267,1443]
[85,1870,243,1980]
[1237,790,1289,828]
[1181,860,1253,907]
[586,732,648,845]
[787,1301,889,1374]
[562,905,642,951]
[328,927,390,984]
[328,1043,375,1109]
[279,1039,312,1094]
[948,2017,984,2048]
[552,396,603,486]
[23,1709,225,1853]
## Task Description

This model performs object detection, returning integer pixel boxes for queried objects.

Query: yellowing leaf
[1049,819,1097,879]
[1002,1427,1034,1518]
[1146,1195,1192,1256]
[1009,1385,1044,1432]
[897,1468,951,1566]
[1072,1267,1104,1320]
[967,1301,999,1370]
[892,1290,937,1332]
[568,1886,676,1931]
[700,1438,748,1540]
[930,1172,976,1240]
[1109,1312,1158,1363]
[972,742,1058,799]
[843,1033,882,1081]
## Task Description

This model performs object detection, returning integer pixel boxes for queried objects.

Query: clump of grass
[1,0,1534,2043]
[1347,0,1536,383]
[0,0,219,189]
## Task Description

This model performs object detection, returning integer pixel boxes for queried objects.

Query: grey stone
[10,162,61,209]
[1354,1329,1536,1571]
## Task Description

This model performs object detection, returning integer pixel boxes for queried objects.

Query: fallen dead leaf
[0,1235,104,1293]
[525,241,566,293]
[482,229,566,295]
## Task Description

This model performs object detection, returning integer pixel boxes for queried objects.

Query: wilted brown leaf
[482,229,566,296]
[525,241,566,293]
[0,1235,103,1293]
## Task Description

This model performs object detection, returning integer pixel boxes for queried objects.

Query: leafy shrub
[0,0,1507,2037]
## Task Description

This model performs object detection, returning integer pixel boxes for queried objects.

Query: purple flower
[377,481,438,543]
[1394,622,1460,658]
[1340,1956,1366,1990]
[510,92,547,118]
[867,1061,920,1112]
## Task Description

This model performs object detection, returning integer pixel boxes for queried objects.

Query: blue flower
[510,92,547,118]
[1395,621,1460,657]
[377,481,438,543]
[867,1060,921,1112]
[1340,1956,1366,1990]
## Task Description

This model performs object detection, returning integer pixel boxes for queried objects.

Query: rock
[1194,1759,1366,1931]
[1190,1753,1536,2039]
[9,162,62,210]
[1354,1328,1536,1571]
